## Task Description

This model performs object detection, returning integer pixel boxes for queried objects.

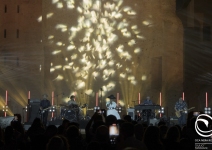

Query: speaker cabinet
[27,99,41,123]
[127,108,135,120]
[169,119,178,126]
[0,116,13,128]
[149,119,159,126]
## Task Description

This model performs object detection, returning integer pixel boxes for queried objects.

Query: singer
[106,94,120,119]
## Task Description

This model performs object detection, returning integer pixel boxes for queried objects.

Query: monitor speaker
[127,108,135,120]
[0,116,13,128]
[149,119,159,126]
[27,99,41,123]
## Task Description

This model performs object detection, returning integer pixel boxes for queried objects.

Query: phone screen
[109,124,119,137]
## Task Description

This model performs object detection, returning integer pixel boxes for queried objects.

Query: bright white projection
[40,0,147,102]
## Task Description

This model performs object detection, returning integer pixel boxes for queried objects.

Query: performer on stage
[106,94,120,119]
[174,97,187,127]
[40,94,51,126]
[141,96,153,124]
[67,95,77,106]
[142,96,153,105]
[66,95,82,121]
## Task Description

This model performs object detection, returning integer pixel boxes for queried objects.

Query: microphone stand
[22,108,25,124]
[53,92,64,106]
[132,101,136,106]
[100,88,103,109]
[52,92,64,119]
[84,93,90,120]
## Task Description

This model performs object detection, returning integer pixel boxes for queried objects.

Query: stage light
[2,105,8,112]
[204,107,211,114]
[158,107,164,114]
[49,106,56,113]
[116,107,122,113]
[94,106,100,112]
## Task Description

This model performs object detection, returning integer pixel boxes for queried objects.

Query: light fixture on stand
[94,106,100,112]
[204,107,211,114]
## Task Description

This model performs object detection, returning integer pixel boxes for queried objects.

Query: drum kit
[58,103,88,122]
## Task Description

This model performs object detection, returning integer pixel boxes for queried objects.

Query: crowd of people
[0,110,211,150]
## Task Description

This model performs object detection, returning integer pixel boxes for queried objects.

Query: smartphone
[109,124,119,137]
[193,112,200,116]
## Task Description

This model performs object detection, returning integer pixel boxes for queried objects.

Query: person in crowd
[116,122,147,150]
[124,115,132,122]
[26,118,45,142]
[164,126,181,150]
[143,126,163,150]
[46,135,69,150]
[10,114,25,135]
[85,112,105,143]
[94,125,111,150]
[158,125,168,145]
[134,123,144,141]
[65,125,86,150]
[11,114,21,123]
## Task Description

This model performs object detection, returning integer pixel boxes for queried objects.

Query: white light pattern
[44,0,146,97]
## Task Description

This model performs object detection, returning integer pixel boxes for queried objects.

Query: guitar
[39,105,57,114]
[175,107,195,118]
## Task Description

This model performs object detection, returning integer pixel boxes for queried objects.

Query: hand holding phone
[109,124,119,137]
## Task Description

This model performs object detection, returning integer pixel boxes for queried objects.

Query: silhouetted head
[46,136,68,150]
[134,123,144,141]
[65,125,79,139]
[95,125,109,142]
[143,126,160,145]
[124,115,132,122]
[120,122,134,138]
[105,115,117,126]
[166,126,180,142]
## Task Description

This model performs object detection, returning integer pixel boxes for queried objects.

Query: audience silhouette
[0,110,210,150]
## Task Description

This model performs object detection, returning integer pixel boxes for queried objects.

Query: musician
[67,95,77,106]
[142,96,153,105]
[174,97,187,126]
[66,95,81,121]
[106,94,120,119]
[40,94,51,126]
[142,96,153,124]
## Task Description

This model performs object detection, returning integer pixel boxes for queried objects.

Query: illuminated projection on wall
[38,0,151,106]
